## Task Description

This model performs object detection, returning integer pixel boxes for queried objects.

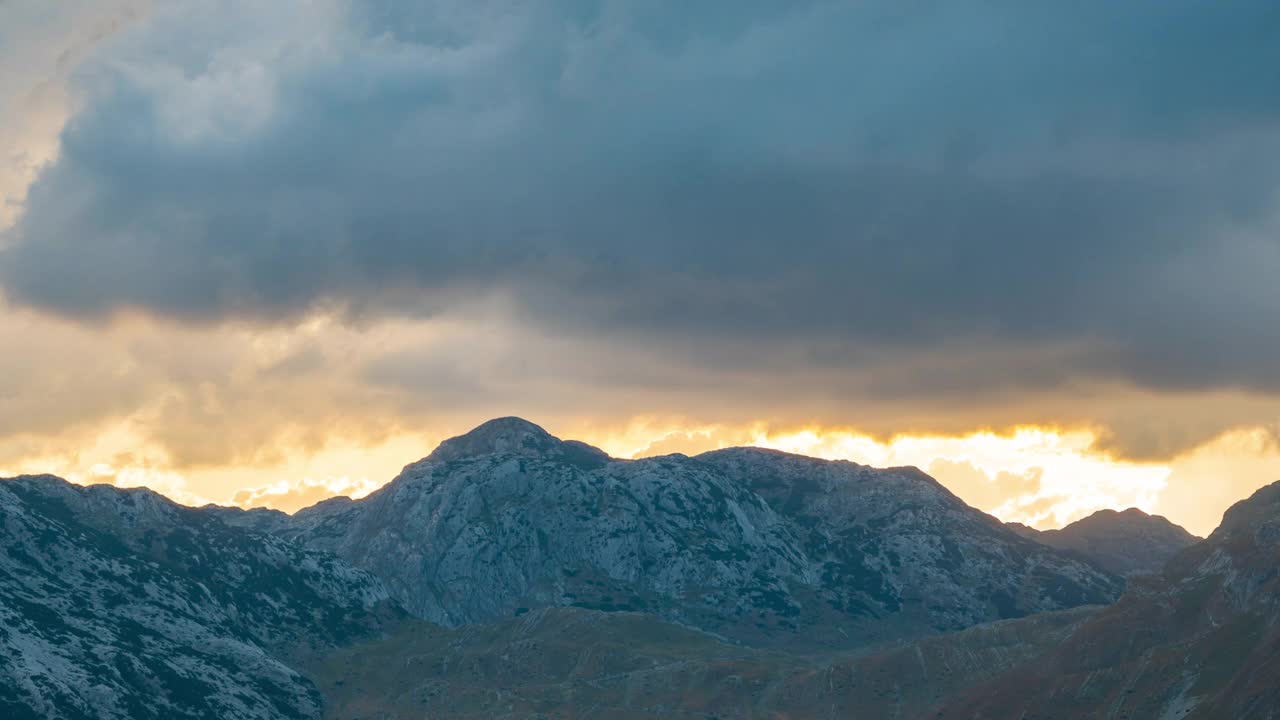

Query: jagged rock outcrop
[1010,507,1200,576]
[937,480,1280,720]
[0,475,402,720]
[263,417,1124,649]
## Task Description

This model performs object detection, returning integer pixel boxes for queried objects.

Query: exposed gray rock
[0,475,401,720]
[1012,507,1200,576]
[425,416,610,468]
[267,418,1124,649]
[938,481,1280,720]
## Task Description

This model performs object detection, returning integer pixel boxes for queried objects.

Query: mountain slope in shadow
[938,481,1280,720]
[1010,506,1199,576]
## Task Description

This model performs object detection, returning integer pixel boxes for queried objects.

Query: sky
[0,0,1277,537]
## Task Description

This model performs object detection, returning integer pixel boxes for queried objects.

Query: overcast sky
[1,0,1277,536]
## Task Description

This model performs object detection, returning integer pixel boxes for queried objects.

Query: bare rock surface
[1012,507,1200,576]
[269,417,1124,650]
[0,475,400,720]
[938,481,1280,720]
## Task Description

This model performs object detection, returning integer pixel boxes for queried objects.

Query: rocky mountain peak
[1085,506,1154,522]
[1072,506,1195,536]
[938,480,1280,720]
[424,416,610,468]
[1213,479,1280,541]
[277,426,1123,649]
[1010,505,1199,576]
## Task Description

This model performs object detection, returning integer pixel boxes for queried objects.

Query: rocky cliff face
[1011,507,1200,576]
[264,417,1123,649]
[0,475,401,720]
[937,480,1280,720]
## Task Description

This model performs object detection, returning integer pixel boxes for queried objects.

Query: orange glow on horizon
[3,419,1275,537]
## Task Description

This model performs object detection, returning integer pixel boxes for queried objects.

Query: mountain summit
[267,417,1123,649]
[424,416,610,468]
[5,421,1275,719]
[1012,506,1200,576]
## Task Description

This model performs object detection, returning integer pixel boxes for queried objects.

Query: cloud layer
[0,1,1278,535]
[3,0,1280,399]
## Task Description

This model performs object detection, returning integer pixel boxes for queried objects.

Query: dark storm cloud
[3,0,1280,393]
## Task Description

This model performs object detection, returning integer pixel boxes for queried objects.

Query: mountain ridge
[8,417,1268,719]
[1011,505,1200,576]
[308,476,1280,720]
[0,474,403,720]
[936,479,1280,719]
[236,417,1123,650]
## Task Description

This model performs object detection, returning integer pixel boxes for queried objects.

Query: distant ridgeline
[4,417,1275,719]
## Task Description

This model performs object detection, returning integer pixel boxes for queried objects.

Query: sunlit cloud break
[620,424,1170,530]
[0,0,1277,545]
[229,475,384,513]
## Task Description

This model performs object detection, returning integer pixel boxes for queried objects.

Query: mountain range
[222,418,1122,649]
[2,417,1276,719]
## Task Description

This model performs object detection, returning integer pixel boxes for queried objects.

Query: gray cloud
[3,0,1280,398]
